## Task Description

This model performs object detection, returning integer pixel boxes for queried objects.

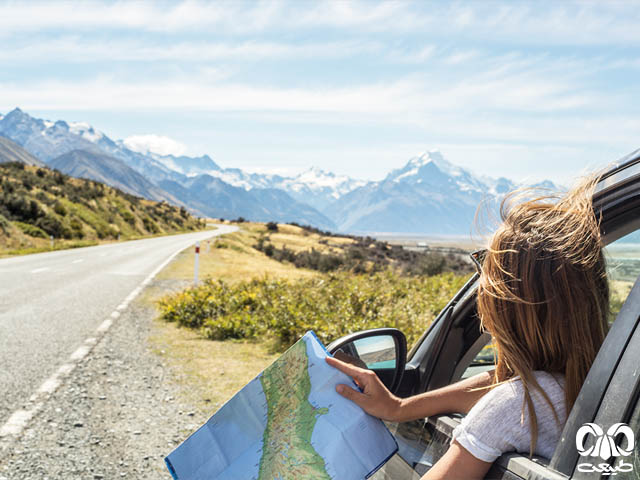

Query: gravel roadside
[0,279,210,480]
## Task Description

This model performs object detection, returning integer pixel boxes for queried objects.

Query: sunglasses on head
[469,248,487,275]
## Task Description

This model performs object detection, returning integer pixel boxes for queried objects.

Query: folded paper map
[165,331,398,479]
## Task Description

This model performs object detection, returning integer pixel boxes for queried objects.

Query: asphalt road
[0,226,236,430]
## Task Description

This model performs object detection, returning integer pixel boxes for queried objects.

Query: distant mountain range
[0,108,559,235]
[0,135,45,167]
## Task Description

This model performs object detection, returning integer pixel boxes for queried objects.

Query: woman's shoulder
[501,370,565,393]
[452,371,567,461]
[477,371,565,416]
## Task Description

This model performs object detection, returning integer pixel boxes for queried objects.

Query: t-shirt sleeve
[451,382,526,462]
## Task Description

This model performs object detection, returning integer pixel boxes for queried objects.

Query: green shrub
[253,233,473,277]
[35,214,68,238]
[53,202,67,216]
[143,216,159,233]
[69,217,84,238]
[158,271,469,351]
[14,221,48,238]
[3,195,43,222]
[0,213,12,233]
[121,210,136,225]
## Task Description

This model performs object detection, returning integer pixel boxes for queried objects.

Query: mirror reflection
[336,335,397,370]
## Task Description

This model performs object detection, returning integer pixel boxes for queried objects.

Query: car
[327,150,640,480]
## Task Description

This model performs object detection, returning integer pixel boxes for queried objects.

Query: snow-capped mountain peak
[68,122,105,143]
[295,166,353,189]
[385,149,491,196]
[284,167,367,204]
[0,108,104,161]
[1,107,566,236]
[404,150,462,176]
[152,153,222,177]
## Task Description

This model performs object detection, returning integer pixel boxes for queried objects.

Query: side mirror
[327,328,407,394]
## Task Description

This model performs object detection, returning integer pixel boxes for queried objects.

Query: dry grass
[0,237,100,258]
[0,225,215,259]
[147,222,332,411]
[266,223,353,254]
[149,316,279,412]
[611,280,633,304]
[156,222,320,284]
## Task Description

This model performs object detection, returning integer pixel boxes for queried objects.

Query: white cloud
[0,47,606,116]
[389,45,437,64]
[443,49,480,65]
[1,1,640,46]
[123,134,187,156]
[0,77,420,114]
[0,36,379,63]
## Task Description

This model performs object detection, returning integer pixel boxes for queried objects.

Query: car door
[369,151,640,480]
[568,275,640,479]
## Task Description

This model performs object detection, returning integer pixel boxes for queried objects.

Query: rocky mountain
[0,109,339,227]
[1,108,561,235]
[26,118,187,186]
[159,175,336,229]
[153,153,222,176]
[324,150,553,235]
[0,108,104,162]
[49,150,182,205]
[152,153,282,190]
[272,167,368,212]
[0,136,45,166]
[149,156,364,211]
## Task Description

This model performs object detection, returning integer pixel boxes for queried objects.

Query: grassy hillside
[0,161,206,255]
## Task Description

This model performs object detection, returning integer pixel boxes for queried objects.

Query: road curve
[0,225,237,428]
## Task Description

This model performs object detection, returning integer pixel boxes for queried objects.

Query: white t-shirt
[451,371,567,462]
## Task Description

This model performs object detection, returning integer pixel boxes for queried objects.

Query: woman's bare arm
[325,356,493,422]
[395,369,494,422]
[421,440,492,480]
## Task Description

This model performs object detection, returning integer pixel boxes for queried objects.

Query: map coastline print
[165,331,398,480]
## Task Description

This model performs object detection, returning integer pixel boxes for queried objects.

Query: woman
[327,175,610,480]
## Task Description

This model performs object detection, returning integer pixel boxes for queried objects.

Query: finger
[326,356,369,383]
[334,351,369,370]
[336,384,367,406]
[333,351,352,363]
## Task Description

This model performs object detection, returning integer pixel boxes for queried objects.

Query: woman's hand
[325,355,403,422]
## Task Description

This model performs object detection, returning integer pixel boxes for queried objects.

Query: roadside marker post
[194,242,200,286]
[50,235,54,250]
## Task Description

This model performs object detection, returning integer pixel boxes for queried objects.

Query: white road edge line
[30,267,49,274]
[0,237,207,445]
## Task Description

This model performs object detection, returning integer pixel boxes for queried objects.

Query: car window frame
[569,275,640,480]
[550,159,640,476]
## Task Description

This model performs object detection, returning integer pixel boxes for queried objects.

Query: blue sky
[1,0,639,183]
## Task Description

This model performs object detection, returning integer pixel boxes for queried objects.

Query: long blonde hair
[477,175,609,455]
